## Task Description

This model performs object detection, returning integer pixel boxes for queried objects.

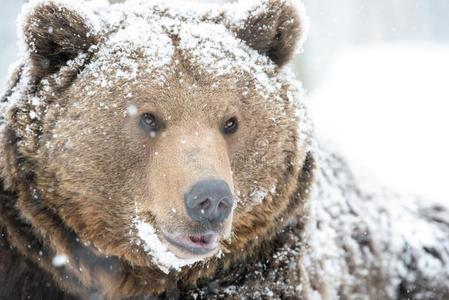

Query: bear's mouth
[162,231,220,255]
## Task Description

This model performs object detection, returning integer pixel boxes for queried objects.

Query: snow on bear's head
[1,0,311,284]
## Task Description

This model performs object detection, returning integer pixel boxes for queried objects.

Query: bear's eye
[140,113,160,132]
[222,117,238,135]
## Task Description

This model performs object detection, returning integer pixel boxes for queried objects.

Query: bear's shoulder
[0,227,74,300]
[0,188,72,300]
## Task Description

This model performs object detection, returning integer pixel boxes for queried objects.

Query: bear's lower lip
[163,232,220,255]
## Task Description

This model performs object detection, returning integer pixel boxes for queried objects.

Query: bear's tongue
[163,231,220,254]
[188,233,215,246]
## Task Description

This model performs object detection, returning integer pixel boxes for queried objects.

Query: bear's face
[7,0,309,275]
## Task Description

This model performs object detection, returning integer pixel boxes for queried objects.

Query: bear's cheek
[229,113,296,209]
[37,114,146,247]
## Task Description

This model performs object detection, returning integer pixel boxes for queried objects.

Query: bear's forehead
[77,1,282,99]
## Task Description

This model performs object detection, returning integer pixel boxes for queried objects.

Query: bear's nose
[184,179,234,224]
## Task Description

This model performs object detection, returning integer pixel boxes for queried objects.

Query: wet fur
[1,1,449,299]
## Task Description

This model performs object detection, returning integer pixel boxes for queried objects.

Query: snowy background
[1,0,448,204]
[297,0,449,204]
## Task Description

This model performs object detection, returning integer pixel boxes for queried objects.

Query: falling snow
[0,0,448,298]
[52,254,69,267]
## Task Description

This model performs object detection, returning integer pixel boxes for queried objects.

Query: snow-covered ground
[310,43,449,204]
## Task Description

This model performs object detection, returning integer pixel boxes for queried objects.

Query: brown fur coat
[1,146,449,299]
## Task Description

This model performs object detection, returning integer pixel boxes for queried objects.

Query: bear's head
[0,0,312,297]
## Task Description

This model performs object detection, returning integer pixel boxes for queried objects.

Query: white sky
[310,43,449,204]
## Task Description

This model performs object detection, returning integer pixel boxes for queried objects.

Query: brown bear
[1,0,448,299]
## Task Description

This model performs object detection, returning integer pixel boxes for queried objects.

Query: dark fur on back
[0,184,73,300]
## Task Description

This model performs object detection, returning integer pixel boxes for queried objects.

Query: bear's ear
[232,0,308,67]
[21,1,98,79]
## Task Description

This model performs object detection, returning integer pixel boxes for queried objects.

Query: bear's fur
[1,0,449,299]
